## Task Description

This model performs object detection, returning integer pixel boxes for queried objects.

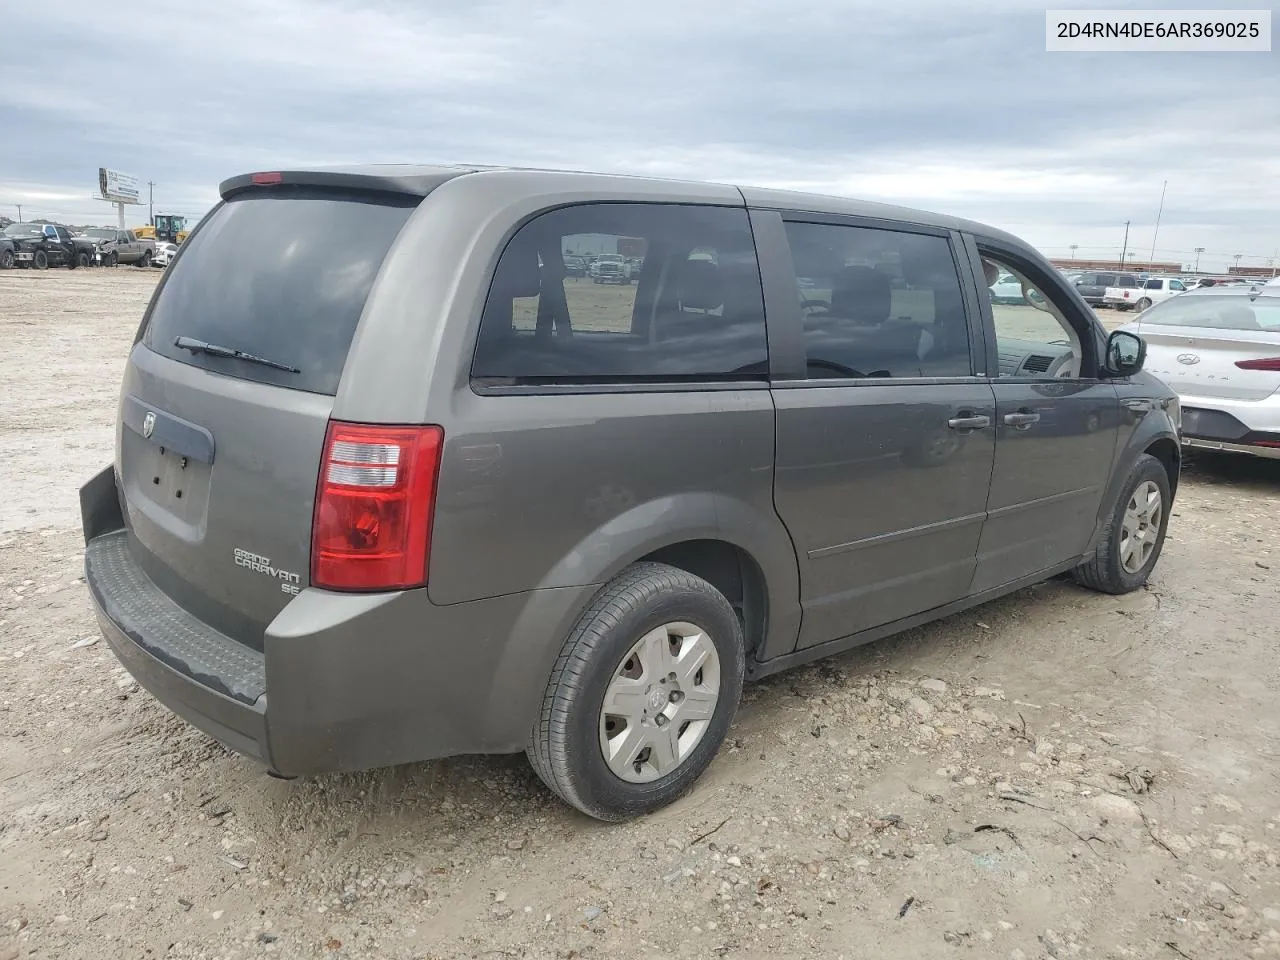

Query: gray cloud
[2,0,1277,271]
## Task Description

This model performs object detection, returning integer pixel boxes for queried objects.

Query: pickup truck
[1072,270,1141,307]
[1,222,98,269]
[81,227,156,267]
[589,254,632,284]
[1104,275,1189,312]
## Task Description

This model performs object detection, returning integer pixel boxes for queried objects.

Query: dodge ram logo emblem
[1176,353,1200,366]
[142,411,156,438]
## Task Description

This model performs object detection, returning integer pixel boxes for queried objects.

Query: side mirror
[1106,330,1146,376]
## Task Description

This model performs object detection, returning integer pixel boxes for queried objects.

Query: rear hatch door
[118,185,420,649]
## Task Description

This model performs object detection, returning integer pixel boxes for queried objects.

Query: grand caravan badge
[234,548,302,595]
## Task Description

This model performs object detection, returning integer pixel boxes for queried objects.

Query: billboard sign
[98,168,141,204]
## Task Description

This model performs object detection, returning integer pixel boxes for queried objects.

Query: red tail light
[251,171,283,185]
[311,422,444,591]
[1235,357,1280,371]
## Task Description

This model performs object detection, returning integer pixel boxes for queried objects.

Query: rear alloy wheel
[1073,453,1170,594]
[527,562,745,821]
[1137,297,1152,311]
[33,250,48,270]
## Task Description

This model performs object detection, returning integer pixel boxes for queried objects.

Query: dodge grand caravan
[81,165,1180,821]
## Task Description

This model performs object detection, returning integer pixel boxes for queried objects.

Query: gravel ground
[2,269,1280,960]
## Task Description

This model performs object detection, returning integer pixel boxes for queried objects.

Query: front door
[966,238,1121,593]
[770,218,996,648]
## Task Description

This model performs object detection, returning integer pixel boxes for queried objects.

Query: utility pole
[1148,179,1167,262]
[1234,253,1243,274]
[1069,244,1078,259]
[1194,247,1205,272]
[148,181,155,226]
[15,203,22,221]
[1119,221,1130,271]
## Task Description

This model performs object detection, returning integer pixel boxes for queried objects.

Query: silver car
[1121,285,1280,459]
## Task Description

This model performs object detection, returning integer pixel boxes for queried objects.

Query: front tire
[107,251,118,267]
[1136,297,1152,311]
[1073,453,1170,594]
[527,562,745,822]
[72,251,90,269]
[33,250,48,270]
[0,249,13,270]
[138,250,152,268]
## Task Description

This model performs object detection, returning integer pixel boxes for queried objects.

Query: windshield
[1143,295,1280,331]
[142,188,417,394]
[3,223,46,238]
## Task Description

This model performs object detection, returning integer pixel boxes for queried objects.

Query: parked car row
[0,222,176,270]
[1058,268,1269,313]
[0,222,97,269]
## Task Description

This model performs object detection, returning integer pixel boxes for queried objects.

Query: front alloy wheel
[1074,452,1171,594]
[1119,480,1162,574]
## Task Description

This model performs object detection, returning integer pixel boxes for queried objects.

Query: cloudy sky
[3,0,1277,271]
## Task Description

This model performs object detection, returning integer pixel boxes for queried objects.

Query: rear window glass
[143,188,417,394]
[472,203,767,384]
[1144,295,1280,331]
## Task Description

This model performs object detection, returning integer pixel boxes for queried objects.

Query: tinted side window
[472,204,767,383]
[783,222,971,379]
[1117,275,1137,288]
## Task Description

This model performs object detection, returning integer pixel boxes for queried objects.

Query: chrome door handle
[947,415,991,431]
[1003,411,1041,428]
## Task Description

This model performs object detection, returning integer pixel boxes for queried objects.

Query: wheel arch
[533,492,803,665]
[1086,423,1180,556]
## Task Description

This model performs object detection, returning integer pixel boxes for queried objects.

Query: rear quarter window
[472,203,767,385]
[142,188,418,395]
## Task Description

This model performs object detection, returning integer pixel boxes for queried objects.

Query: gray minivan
[81,165,1181,821]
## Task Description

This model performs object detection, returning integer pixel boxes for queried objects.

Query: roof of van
[217,163,1024,248]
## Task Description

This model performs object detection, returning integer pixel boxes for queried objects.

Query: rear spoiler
[219,166,472,201]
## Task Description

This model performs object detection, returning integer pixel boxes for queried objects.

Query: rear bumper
[1182,436,1280,459]
[1178,392,1280,457]
[80,469,594,776]
[86,531,272,762]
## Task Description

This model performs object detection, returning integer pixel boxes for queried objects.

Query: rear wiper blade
[173,336,300,374]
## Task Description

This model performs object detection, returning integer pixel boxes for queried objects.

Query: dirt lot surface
[3,269,1280,960]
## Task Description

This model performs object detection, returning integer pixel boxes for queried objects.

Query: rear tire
[1073,453,1170,594]
[527,562,745,822]
[33,250,48,270]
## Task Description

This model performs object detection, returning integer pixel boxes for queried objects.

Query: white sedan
[1120,285,1280,459]
[152,242,178,267]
